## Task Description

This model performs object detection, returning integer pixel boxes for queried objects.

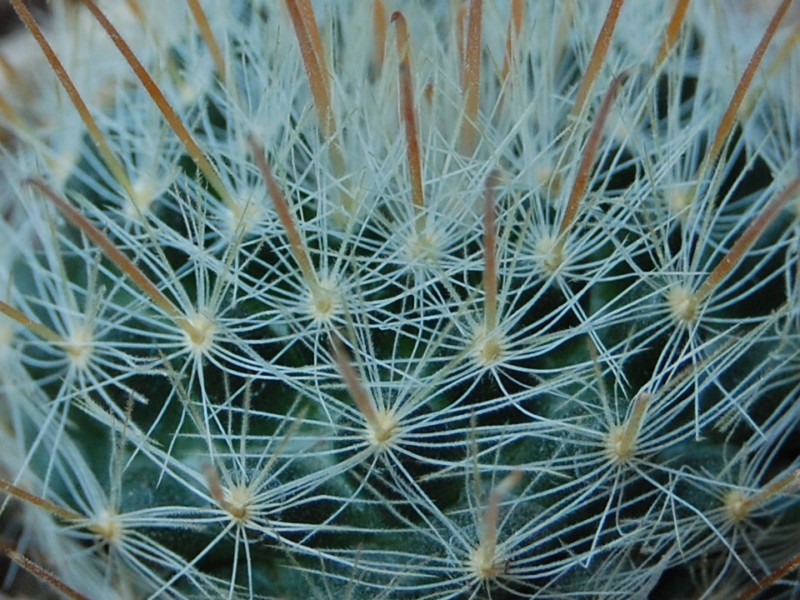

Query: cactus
[1,0,799,598]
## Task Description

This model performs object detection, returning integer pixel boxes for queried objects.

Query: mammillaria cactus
[1,0,799,597]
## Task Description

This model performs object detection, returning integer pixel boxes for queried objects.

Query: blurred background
[0,1,47,37]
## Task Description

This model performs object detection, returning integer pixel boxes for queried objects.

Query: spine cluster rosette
[0,1,799,598]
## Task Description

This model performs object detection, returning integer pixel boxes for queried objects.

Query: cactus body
[1,1,800,598]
